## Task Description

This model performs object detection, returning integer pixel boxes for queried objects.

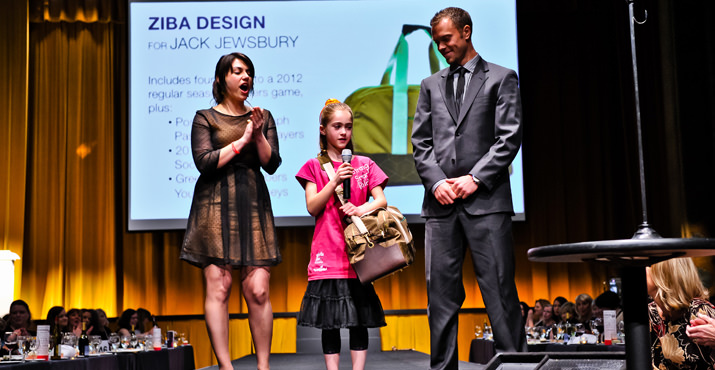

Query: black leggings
[321,327,369,354]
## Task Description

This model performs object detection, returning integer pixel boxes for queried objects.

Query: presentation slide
[128,0,522,230]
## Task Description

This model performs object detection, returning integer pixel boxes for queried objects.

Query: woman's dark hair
[519,301,530,327]
[46,306,65,332]
[136,308,152,332]
[553,296,568,306]
[117,309,137,332]
[552,296,568,320]
[212,52,255,104]
[519,301,530,316]
[66,308,80,322]
[82,309,105,339]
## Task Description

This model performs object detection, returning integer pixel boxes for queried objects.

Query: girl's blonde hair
[318,99,354,158]
[650,257,708,315]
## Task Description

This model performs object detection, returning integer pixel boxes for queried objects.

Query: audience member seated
[575,293,593,325]
[559,302,577,324]
[593,290,623,323]
[67,308,82,336]
[46,306,68,333]
[117,309,139,337]
[2,300,36,337]
[526,299,550,328]
[519,302,530,329]
[136,308,153,333]
[82,309,108,339]
[536,303,556,328]
[96,308,112,338]
[648,257,715,369]
[552,296,568,324]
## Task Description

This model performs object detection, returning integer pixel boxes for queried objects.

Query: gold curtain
[24,20,118,315]
[0,1,29,300]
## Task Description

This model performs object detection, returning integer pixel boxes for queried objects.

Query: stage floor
[200,350,486,370]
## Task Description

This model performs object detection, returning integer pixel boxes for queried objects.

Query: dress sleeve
[261,110,282,175]
[191,111,220,175]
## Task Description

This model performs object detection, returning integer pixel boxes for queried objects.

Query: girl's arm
[341,185,387,217]
[304,163,352,217]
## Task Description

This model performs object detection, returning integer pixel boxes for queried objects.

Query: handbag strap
[322,162,369,235]
[380,25,448,155]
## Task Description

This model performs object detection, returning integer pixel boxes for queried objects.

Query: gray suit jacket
[411,56,523,218]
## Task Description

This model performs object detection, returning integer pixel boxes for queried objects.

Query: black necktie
[455,67,466,112]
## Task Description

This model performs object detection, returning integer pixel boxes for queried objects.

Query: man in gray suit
[411,7,526,369]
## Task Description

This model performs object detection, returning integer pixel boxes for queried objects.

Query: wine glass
[573,323,585,337]
[590,317,603,343]
[16,335,26,361]
[89,335,102,355]
[539,326,551,341]
[483,323,493,340]
[474,324,482,338]
[555,323,564,341]
[120,335,130,349]
[4,332,17,355]
[142,335,152,352]
[109,333,120,351]
[26,336,38,360]
[62,332,77,359]
[129,334,138,349]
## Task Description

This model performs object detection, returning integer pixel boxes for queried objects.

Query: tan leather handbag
[322,162,415,284]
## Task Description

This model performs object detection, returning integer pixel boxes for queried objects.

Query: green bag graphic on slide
[345,25,447,185]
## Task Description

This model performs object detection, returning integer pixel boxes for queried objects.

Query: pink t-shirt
[295,155,388,280]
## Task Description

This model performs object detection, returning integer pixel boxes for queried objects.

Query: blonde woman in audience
[647,257,715,369]
[574,293,593,324]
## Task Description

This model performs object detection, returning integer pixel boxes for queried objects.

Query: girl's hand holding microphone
[332,162,362,216]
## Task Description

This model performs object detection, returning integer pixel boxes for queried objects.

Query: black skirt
[297,278,386,330]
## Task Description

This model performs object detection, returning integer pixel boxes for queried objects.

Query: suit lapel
[457,57,488,127]
[438,69,460,123]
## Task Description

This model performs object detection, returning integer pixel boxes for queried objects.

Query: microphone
[341,149,352,200]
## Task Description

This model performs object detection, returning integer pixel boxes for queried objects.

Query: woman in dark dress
[180,52,281,370]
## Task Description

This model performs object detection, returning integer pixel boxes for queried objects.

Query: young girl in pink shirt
[295,99,388,370]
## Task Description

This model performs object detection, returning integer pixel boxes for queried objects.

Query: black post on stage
[620,266,651,370]
[625,0,658,240]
